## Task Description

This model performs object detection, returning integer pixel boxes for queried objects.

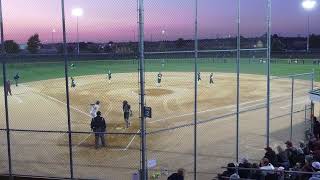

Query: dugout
[309,89,320,137]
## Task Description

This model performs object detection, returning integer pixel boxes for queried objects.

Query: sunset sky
[2,0,320,43]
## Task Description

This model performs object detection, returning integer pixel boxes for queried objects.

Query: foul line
[21,84,133,151]
[149,94,284,124]
[13,96,23,103]
[280,101,308,109]
[125,130,140,150]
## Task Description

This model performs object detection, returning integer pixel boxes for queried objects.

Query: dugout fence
[0,0,318,180]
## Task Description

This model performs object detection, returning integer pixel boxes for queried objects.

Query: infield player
[157,72,163,87]
[70,77,76,88]
[197,72,201,84]
[14,73,20,87]
[123,100,132,128]
[5,80,12,96]
[90,101,100,118]
[209,73,214,84]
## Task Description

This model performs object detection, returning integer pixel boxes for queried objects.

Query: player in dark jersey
[71,77,76,88]
[157,72,162,87]
[107,70,112,83]
[209,73,214,84]
[70,63,75,70]
[123,100,132,128]
[14,73,20,86]
[197,72,201,81]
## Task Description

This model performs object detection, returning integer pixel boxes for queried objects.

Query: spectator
[260,158,275,179]
[310,162,320,180]
[285,141,298,167]
[90,111,106,149]
[301,155,313,180]
[238,157,251,179]
[250,163,261,180]
[218,163,236,180]
[264,147,278,167]
[300,141,310,155]
[276,145,289,169]
[168,168,185,180]
[313,117,320,139]
[229,173,240,180]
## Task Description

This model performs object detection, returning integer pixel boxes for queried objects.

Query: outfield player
[123,100,132,128]
[209,73,214,84]
[71,77,76,88]
[107,70,112,83]
[90,101,100,118]
[5,80,12,96]
[157,72,162,87]
[70,63,75,70]
[14,73,20,87]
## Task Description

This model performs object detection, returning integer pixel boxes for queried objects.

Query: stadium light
[302,0,317,52]
[72,8,83,17]
[72,8,83,55]
[302,0,317,10]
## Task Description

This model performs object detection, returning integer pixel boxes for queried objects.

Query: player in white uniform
[90,101,100,118]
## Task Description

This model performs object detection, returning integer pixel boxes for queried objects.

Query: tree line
[3,33,320,54]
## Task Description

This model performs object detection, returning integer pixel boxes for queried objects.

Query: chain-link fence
[0,0,318,179]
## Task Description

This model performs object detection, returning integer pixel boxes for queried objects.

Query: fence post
[290,77,294,141]
[138,0,147,179]
[266,0,272,148]
[2,62,12,180]
[236,0,241,163]
[60,0,74,178]
[194,0,199,178]
[0,0,13,179]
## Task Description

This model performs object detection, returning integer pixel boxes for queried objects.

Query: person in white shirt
[90,101,100,118]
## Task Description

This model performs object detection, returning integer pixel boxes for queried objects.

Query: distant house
[18,44,28,54]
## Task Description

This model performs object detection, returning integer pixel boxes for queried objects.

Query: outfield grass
[1,58,319,85]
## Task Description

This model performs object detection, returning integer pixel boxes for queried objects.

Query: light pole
[302,0,317,52]
[72,8,83,55]
[52,29,56,44]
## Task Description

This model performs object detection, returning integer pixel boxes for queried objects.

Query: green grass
[1,58,319,85]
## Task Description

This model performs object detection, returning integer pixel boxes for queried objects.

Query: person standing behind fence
[123,100,132,128]
[90,111,106,149]
[313,116,320,139]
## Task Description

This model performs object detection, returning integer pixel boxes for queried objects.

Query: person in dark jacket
[285,141,298,167]
[314,116,320,139]
[264,147,278,167]
[218,163,236,180]
[90,111,106,149]
[276,145,289,169]
[238,157,251,179]
[167,168,185,180]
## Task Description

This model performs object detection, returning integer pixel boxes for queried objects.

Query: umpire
[90,111,106,149]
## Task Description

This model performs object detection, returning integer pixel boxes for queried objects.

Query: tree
[27,34,41,54]
[4,40,20,54]
[310,34,320,49]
